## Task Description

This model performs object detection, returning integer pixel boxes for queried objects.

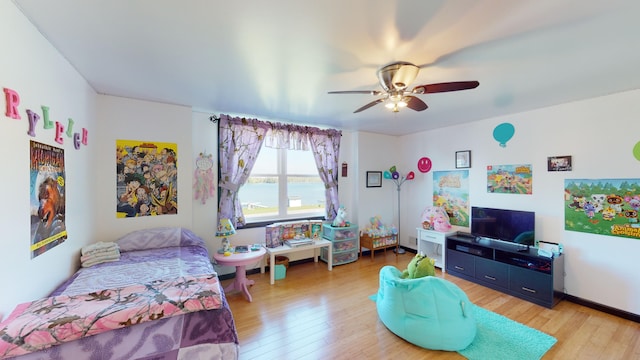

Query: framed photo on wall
[548,155,572,171]
[455,150,471,169]
[366,171,382,188]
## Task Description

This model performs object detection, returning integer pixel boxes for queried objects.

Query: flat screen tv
[471,206,535,246]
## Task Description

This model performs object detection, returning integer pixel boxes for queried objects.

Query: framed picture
[548,155,572,171]
[366,171,382,188]
[456,150,471,169]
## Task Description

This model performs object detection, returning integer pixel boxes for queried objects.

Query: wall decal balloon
[634,141,640,161]
[493,122,515,147]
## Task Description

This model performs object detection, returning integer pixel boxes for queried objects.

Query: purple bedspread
[3,228,239,360]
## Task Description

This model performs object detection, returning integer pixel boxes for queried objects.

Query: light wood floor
[223,251,640,360]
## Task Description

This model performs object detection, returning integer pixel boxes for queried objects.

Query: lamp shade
[215,218,236,237]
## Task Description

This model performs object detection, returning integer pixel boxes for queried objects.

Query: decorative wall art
[493,122,515,147]
[366,171,382,188]
[433,170,470,226]
[455,150,471,169]
[547,155,572,171]
[564,178,640,240]
[30,140,67,258]
[486,164,532,194]
[116,139,178,217]
[193,152,215,205]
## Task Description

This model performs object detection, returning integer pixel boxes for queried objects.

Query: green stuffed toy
[401,253,436,279]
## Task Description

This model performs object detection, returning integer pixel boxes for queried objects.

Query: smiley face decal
[417,157,432,173]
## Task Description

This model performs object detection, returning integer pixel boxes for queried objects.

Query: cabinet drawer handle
[521,287,537,293]
[484,275,496,281]
[454,266,465,271]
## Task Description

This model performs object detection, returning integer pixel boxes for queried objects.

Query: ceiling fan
[328,61,479,113]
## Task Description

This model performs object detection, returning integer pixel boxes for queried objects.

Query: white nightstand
[416,228,456,272]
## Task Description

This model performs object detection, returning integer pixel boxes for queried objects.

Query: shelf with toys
[359,215,399,260]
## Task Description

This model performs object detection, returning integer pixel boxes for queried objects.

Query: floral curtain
[217,115,269,227]
[218,115,342,227]
[307,128,342,220]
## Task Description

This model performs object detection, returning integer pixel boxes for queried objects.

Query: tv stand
[446,232,564,308]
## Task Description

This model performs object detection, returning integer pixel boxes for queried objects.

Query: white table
[417,228,456,272]
[265,239,332,284]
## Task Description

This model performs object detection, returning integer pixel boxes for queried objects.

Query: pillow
[116,227,205,252]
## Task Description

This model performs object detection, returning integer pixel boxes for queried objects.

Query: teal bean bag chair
[376,265,477,351]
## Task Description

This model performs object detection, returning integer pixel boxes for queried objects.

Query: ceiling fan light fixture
[398,100,407,107]
[385,102,395,109]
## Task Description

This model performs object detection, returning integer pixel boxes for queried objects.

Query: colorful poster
[116,140,178,217]
[486,164,532,194]
[565,179,640,240]
[433,170,470,226]
[30,141,67,258]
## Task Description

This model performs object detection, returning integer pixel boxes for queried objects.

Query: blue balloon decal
[493,123,515,147]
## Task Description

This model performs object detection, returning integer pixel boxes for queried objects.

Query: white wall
[93,95,194,239]
[397,90,640,315]
[0,1,97,317]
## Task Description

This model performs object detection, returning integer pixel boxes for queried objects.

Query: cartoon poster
[565,179,640,240]
[433,170,470,226]
[486,164,532,194]
[116,139,178,217]
[30,141,67,258]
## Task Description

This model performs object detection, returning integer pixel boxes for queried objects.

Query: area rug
[369,294,557,359]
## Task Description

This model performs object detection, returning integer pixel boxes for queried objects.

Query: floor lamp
[384,166,415,254]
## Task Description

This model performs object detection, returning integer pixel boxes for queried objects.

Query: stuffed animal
[421,206,451,231]
[332,205,349,227]
[401,253,436,279]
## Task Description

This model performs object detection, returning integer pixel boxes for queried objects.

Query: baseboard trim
[563,294,640,323]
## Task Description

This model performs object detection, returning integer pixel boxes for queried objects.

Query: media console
[446,232,565,308]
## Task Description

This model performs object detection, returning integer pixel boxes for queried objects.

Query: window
[238,145,325,223]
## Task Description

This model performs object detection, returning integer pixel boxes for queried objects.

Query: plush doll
[332,205,349,227]
[401,253,436,279]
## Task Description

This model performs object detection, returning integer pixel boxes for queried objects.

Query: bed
[0,227,239,360]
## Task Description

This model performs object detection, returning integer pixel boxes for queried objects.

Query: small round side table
[213,247,266,302]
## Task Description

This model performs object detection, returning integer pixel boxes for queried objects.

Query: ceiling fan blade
[354,99,384,113]
[412,81,479,94]
[405,96,428,111]
[328,90,382,95]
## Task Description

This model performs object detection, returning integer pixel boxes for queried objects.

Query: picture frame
[548,155,572,171]
[455,150,471,169]
[366,171,382,188]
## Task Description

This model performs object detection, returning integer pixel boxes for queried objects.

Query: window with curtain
[218,114,341,228]
[239,145,325,223]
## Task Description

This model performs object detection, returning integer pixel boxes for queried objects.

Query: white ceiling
[14,0,640,136]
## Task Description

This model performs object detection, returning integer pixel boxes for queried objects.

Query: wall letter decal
[26,109,40,137]
[82,128,88,145]
[4,88,21,119]
[73,132,81,149]
[54,121,64,144]
[41,105,54,129]
[66,118,75,137]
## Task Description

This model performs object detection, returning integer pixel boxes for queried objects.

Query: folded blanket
[81,247,121,268]
[81,242,119,256]
[80,248,120,262]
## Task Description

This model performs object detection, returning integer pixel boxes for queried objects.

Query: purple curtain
[308,128,342,220]
[217,115,269,227]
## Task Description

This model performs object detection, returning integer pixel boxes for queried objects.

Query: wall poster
[565,178,640,240]
[116,139,178,218]
[30,140,67,258]
[486,164,532,194]
[432,170,470,226]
